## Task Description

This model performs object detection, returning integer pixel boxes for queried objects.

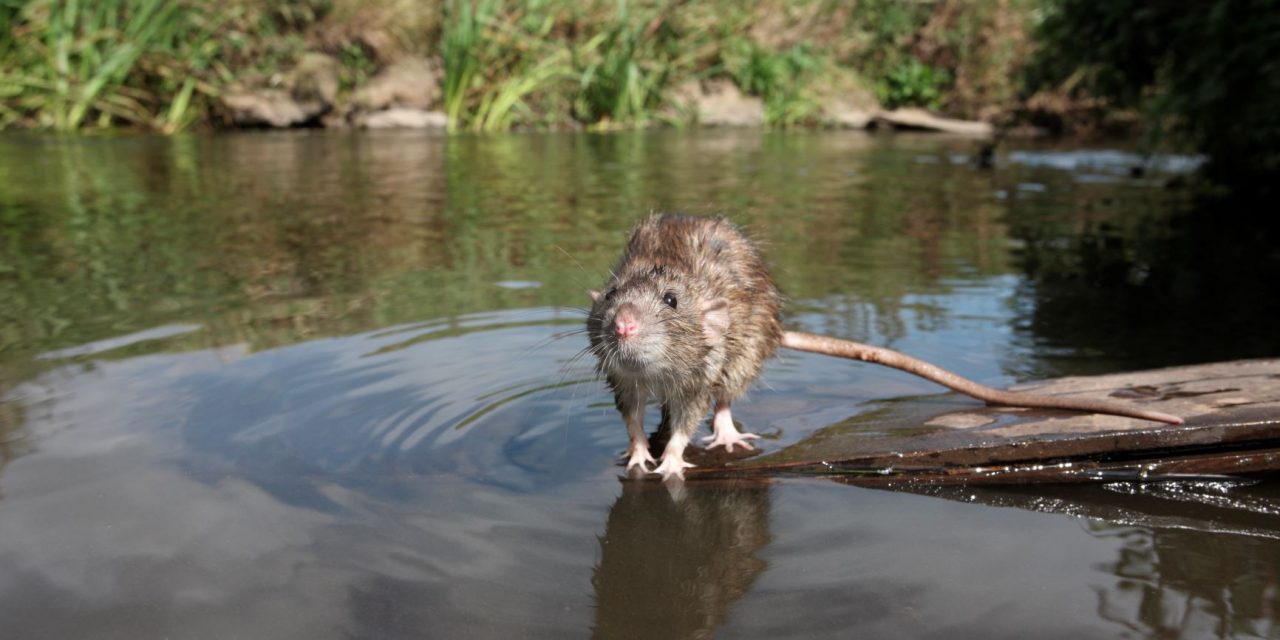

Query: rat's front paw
[650,454,694,481]
[625,442,656,473]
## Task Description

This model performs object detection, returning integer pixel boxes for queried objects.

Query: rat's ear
[588,289,601,302]
[701,298,730,345]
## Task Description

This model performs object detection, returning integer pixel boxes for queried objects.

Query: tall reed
[442,0,572,132]
[0,0,224,132]
[440,0,487,129]
[572,4,673,126]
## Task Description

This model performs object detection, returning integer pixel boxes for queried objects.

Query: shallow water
[1,130,1278,638]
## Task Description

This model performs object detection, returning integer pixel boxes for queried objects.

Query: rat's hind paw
[701,429,759,452]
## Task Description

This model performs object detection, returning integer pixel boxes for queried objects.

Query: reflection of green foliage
[877,58,950,110]
[0,201,63,350]
[0,147,225,358]
[1029,0,1280,188]
[442,130,1016,346]
[0,398,33,476]
[0,133,595,389]
[11,130,1255,411]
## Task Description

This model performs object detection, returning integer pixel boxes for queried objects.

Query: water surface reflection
[593,480,771,639]
[1,130,1277,638]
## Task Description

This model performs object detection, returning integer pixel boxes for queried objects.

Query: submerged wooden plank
[687,359,1280,484]
[898,482,1280,540]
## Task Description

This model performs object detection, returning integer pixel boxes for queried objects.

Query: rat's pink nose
[614,307,640,339]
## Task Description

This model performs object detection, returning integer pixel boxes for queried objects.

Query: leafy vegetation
[876,58,950,109]
[1,0,1012,132]
[0,0,329,132]
[726,42,824,126]
[570,3,675,127]
[0,0,223,132]
[440,0,573,132]
[336,41,377,94]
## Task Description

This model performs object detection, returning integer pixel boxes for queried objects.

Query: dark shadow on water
[1007,191,1280,379]
[592,478,772,640]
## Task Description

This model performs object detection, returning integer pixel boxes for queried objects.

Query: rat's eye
[604,287,617,301]
[662,291,678,309]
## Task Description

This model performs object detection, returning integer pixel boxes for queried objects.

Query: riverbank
[8,0,1274,194]
[1,0,1083,136]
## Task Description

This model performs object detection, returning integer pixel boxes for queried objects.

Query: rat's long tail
[780,331,1184,425]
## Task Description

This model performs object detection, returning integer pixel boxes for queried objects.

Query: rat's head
[586,263,729,379]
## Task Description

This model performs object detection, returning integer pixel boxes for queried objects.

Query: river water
[1,130,1277,638]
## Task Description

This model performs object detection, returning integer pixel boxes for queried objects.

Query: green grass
[727,41,824,126]
[441,0,573,132]
[0,0,326,132]
[440,0,487,128]
[877,58,951,110]
[1,0,1049,133]
[571,4,676,127]
[0,0,231,132]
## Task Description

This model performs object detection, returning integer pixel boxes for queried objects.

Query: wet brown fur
[587,214,781,452]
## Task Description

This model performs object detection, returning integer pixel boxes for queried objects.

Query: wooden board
[687,359,1280,485]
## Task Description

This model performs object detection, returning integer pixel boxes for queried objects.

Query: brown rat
[587,213,1183,480]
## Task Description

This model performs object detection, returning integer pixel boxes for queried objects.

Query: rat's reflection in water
[591,479,772,639]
